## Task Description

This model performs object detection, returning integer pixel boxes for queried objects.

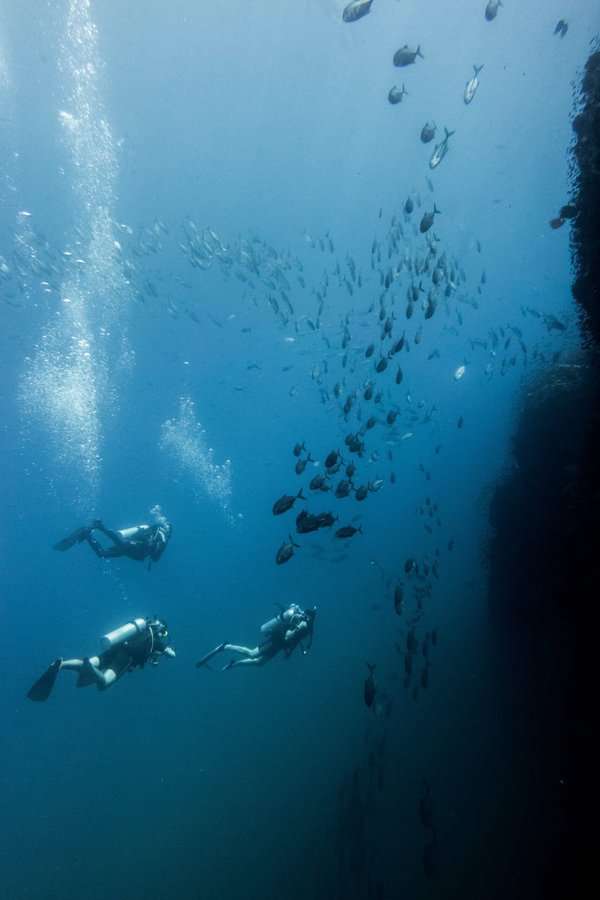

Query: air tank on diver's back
[101,618,148,650]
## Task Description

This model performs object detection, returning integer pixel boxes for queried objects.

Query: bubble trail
[160,396,233,517]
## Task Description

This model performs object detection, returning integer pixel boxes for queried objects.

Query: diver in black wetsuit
[196,604,317,671]
[27,617,175,701]
[54,506,171,567]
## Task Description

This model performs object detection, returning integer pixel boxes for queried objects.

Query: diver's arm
[283,621,308,656]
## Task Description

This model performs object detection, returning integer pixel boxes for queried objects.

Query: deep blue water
[0,2,596,898]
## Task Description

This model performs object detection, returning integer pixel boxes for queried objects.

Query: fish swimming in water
[275,534,300,565]
[342,0,374,23]
[429,128,455,169]
[484,0,502,22]
[272,489,306,515]
[309,474,330,492]
[419,204,441,233]
[325,449,341,469]
[420,121,436,143]
[295,455,314,475]
[394,583,404,615]
[393,45,424,67]
[364,663,377,708]
[335,479,352,499]
[296,510,321,534]
[554,19,568,37]
[463,65,483,104]
[388,84,408,105]
[336,524,362,539]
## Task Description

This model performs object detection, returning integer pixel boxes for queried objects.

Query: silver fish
[464,65,483,104]
[342,0,374,23]
[429,128,455,170]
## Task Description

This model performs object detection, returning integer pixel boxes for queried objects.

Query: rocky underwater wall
[487,43,599,900]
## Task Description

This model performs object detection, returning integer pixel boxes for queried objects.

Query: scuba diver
[196,603,316,671]
[54,505,171,568]
[27,616,175,701]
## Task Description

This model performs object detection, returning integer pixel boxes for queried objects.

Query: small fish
[336,524,362,539]
[404,196,414,215]
[457,416,464,429]
[396,366,404,385]
[419,204,441,233]
[420,121,436,143]
[364,663,377,708]
[309,474,329,492]
[453,364,466,381]
[295,455,314,475]
[369,479,384,492]
[293,442,305,457]
[404,558,418,574]
[429,129,455,170]
[335,480,352,499]
[394,584,404,615]
[375,357,388,373]
[272,489,306,515]
[485,0,502,22]
[315,511,337,529]
[393,44,424,67]
[388,84,408,105]
[275,535,300,565]
[554,19,568,37]
[342,0,374,23]
[365,343,375,358]
[355,484,369,501]
[464,65,483,104]
[296,510,321,534]
[325,449,341,469]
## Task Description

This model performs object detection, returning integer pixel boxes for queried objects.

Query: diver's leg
[85,533,122,559]
[224,655,264,670]
[81,657,116,690]
[59,658,85,671]
[95,525,126,546]
[223,644,259,658]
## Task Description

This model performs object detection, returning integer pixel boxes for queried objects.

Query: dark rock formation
[487,42,599,900]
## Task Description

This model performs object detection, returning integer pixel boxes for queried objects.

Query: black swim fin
[27,659,61,702]
[53,526,89,552]
[195,643,227,668]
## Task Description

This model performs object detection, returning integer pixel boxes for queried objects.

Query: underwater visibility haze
[0,1,598,898]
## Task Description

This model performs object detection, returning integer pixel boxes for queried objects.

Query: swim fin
[27,659,62,702]
[53,526,89,552]
[195,643,227,668]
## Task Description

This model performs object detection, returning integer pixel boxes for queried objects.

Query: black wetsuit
[86,523,170,563]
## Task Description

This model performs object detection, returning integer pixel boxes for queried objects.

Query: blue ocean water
[0,1,596,898]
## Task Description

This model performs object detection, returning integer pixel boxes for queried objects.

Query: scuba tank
[116,525,148,541]
[260,615,282,636]
[101,618,147,650]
